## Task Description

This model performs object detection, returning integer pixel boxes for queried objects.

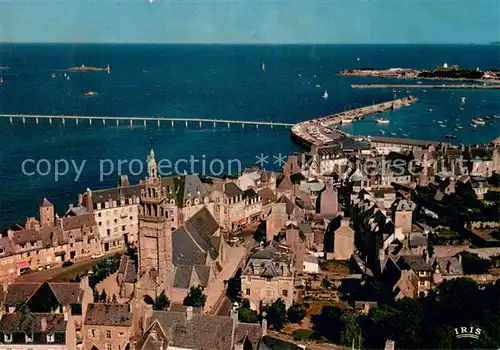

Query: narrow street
[16,251,120,282]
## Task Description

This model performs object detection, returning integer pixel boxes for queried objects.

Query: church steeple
[148,137,157,179]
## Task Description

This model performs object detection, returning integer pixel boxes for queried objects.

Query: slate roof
[243,188,259,199]
[234,323,263,350]
[0,313,67,333]
[224,182,243,198]
[397,255,432,272]
[40,198,53,207]
[169,304,202,314]
[172,227,208,266]
[62,213,96,231]
[258,188,276,204]
[84,304,132,327]
[276,195,295,215]
[145,311,235,350]
[88,184,144,208]
[173,265,211,288]
[5,282,84,307]
[49,283,83,305]
[4,283,40,305]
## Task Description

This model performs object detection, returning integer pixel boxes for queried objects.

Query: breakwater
[291,96,418,148]
[352,84,500,90]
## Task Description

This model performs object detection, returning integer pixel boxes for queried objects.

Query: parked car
[62,261,74,268]
[91,253,104,259]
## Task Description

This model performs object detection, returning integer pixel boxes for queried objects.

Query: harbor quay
[291,96,418,149]
[352,84,500,90]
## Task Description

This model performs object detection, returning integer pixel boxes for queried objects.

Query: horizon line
[0,42,497,46]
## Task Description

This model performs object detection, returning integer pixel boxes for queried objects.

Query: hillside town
[0,135,499,350]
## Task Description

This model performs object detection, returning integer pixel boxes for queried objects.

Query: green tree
[238,303,259,324]
[153,292,170,311]
[340,310,362,348]
[287,303,307,324]
[311,305,341,342]
[253,221,266,243]
[183,285,207,308]
[263,299,289,331]
[321,278,331,289]
[461,252,492,274]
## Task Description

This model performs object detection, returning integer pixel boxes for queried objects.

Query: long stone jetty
[291,96,418,148]
[352,84,500,90]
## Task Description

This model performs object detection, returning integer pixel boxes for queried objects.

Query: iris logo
[454,326,482,340]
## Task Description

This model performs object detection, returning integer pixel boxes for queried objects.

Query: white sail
[322,90,328,99]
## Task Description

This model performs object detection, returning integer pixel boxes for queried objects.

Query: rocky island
[340,64,500,83]
[69,64,110,73]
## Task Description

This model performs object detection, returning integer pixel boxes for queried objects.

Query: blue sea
[0,44,499,226]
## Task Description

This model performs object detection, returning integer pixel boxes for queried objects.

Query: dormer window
[186,200,191,206]
[170,199,175,205]
[97,203,102,210]
[105,202,109,209]
[194,198,199,205]
[26,333,34,343]
[47,333,55,343]
[4,333,12,342]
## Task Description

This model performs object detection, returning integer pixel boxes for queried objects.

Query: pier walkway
[291,96,418,148]
[0,114,293,128]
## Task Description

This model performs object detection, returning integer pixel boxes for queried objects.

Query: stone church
[117,142,227,306]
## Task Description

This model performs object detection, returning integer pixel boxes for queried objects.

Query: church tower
[136,139,174,301]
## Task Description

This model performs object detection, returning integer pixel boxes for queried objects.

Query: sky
[0,0,498,44]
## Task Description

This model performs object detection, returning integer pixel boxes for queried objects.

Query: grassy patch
[292,329,313,341]
[319,260,352,274]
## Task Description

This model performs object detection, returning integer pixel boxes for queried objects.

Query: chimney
[384,339,395,350]
[41,317,47,331]
[230,303,238,349]
[423,250,429,264]
[2,282,7,293]
[261,312,268,337]
[446,260,452,274]
[340,219,350,227]
[186,306,193,321]
[64,312,69,321]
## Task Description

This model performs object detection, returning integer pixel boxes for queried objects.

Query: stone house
[78,184,143,252]
[137,306,263,350]
[0,312,76,350]
[238,168,277,192]
[83,303,133,350]
[210,181,246,232]
[0,199,100,283]
[241,242,295,310]
[1,278,93,328]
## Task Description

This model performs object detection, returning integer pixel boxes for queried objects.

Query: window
[118,332,125,337]
[106,330,112,339]
[107,229,111,236]
[282,289,288,297]
[114,219,118,223]
[129,216,133,220]
[47,334,55,343]
[99,222,102,226]
[4,333,12,342]
[106,344,113,350]
[89,329,99,339]
[98,212,102,217]
[122,225,126,231]
[246,288,250,295]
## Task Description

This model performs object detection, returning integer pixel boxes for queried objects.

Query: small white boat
[315,84,321,88]
[472,118,485,125]
[402,133,409,137]
[67,75,70,80]
[262,63,266,72]
[440,124,446,128]
[341,119,352,124]
[422,90,427,93]
[322,90,328,100]
[376,118,390,124]
[390,132,397,136]
[357,57,360,62]
[379,130,386,135]
[428,108,433,112]
[417,81,422,84]
[0,77,3,84]
[461,96,466,104]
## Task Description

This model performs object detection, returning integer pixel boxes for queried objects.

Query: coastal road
[16,251,120,283]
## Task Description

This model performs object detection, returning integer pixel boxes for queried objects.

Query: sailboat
[322,90,328,100]
[261,63,266,72]
[461,96,466,104]
[0,77,3,84]
[357,57,360,62]
[52,73,57,79]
